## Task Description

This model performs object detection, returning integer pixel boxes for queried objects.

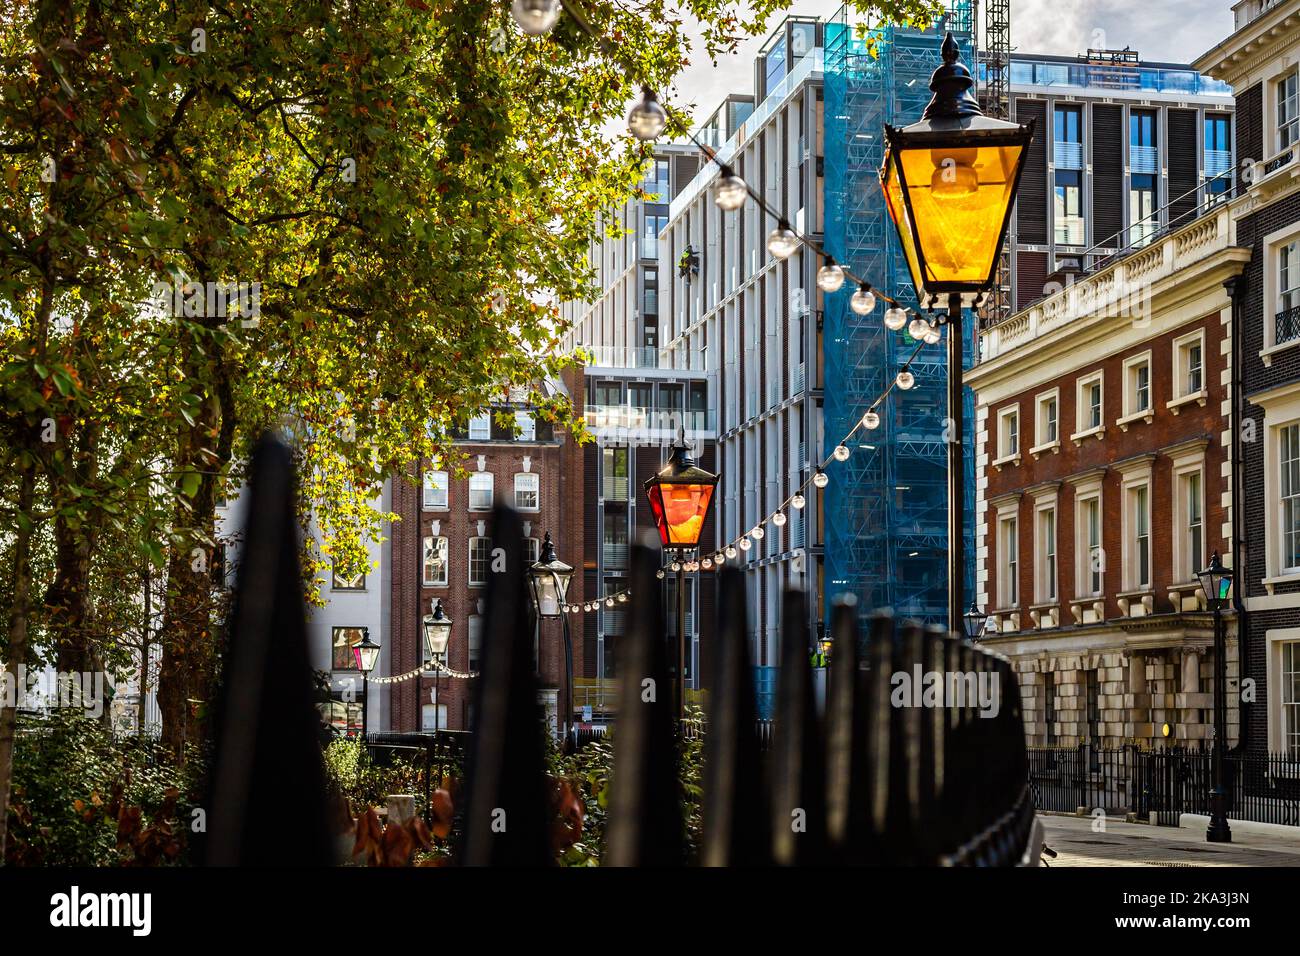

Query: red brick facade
[387,372,586,731]
[984,314,1229,619]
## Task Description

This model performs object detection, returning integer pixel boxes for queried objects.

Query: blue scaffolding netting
[822,3,976,629]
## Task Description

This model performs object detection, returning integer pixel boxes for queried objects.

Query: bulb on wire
[714,552,725,564]
[617,592,628,602]
[923,325,941,345]
[833,444,850,462]
[896,368,916,390]
[725,545,738,559]
[751,526,765,540]
[884,307,907,331]
[908,317,932,340]
[739,537,752,551]
[656,569,665,580]
[813,470,829,489]
[791,493,806,509]
[817,259,846,293]
[627,87,667,141]
[671,560,682,572]
[511,0,561,35]
[605,597,615,608]
[850,284,876,315]
[862,410,881,430]
[767,220,799,259]
[714,171,748,211]
[772,511,787,527]
[701,557,713,570]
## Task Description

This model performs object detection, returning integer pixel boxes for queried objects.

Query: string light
[884,307,908,331]
[862,410,880,429]
[850,284,876,315]
[725,545,737,559]
[750,526,765,540]
[511,0,561,34]
[772,512,787,527]
[923,325,941,345]
[908,316,932,340]
[896,368,916,390]
[791,493,806,509]
[767,221,799,259]
[817,259,846,293]
[714,169,748,210]
[627,87,667,140]
[813,469,829,489]
[833,444,850,462]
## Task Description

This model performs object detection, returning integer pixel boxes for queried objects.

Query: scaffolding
[979,0,1012,326]
[822,3,975,629]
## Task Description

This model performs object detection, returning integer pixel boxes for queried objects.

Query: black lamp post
[881,32,1034,634]
[962,600,985,642]
[643,427,718,724]
[422,599,452,732]
[528,531,575,744]
[1197,551,1234,844]
[351,628,381,742]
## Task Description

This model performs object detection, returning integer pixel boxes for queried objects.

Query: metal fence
[203,434,1040,866]
[1029,745,1300,828]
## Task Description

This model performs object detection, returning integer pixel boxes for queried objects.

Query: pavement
[1039,813,1300,867]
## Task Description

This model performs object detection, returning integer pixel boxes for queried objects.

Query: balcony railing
[584,404,714,433]
[1053,141,1083,169]
[1205,149,1232,177]
[602,475,629,501]
[578,344,707,371]
[1277,305,1300,346]
[1055,216,1085,246]
[1131,145,1158,174]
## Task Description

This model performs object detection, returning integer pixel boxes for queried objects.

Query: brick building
[1195,0,1300,758]
[386,371,586,733]
[968,202,1249,749]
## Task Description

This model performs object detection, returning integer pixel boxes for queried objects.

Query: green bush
[7,710,202,866]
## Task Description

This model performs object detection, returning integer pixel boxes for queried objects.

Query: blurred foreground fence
[1029,745,1300,827]
[204,434,1041,866]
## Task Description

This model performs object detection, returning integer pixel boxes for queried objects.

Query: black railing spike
[457,504,552,866]
[862,611,895,863]
[824,599,869,863]
[700,566,771,866]
[606,534,685,866]
[204,431,335,866]
[771,588,827,865]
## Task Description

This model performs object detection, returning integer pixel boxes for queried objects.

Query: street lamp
[881,31,1033,635]
[644,427,718,724]
[1197,551,1234,844]
[351,628,381,742]
[422,600,452,733]
[528,531,575,745]
[962,600,985,642]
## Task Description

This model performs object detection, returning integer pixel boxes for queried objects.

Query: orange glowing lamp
[643,432,718,550]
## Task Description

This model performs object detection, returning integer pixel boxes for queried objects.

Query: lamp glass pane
[883,152,926,296]
[534,574,562,617]
[895,140,1025,287]
[650,482,714,547]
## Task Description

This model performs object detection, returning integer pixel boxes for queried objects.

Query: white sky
[667,0,1235,124]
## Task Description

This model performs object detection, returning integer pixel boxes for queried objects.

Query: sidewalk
[1040,813,1300,867]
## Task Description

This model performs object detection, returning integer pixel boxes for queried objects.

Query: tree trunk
[0,461,38,864]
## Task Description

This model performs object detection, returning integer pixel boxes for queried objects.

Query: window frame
[1032,387,1060,456]
[513,472,540,512]
[515,410,536,442]
[468,472,494,511]
[467,412,492,442]
[422,469,449,511]
[996,508,1020,611]
[994,404,1021,467]
[331,565,366,591]
[1169,329,1207,410]
[1119,351,1154,428]
[331,626,366,672]
[423,535,449,587]
[1035,501,1058,604]
[468,537,492,588]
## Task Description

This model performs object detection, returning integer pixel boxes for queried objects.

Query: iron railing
[1277,305,1300,346]
[1029,745,1300,828]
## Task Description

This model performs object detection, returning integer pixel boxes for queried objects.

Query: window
[469,472,494,511]
[1054,170,1083,245]
[1053,105,1082,156]
[468,615,484,673]
[524,536,540,565]
[1204,115,1232,200]
[331,626,366,671]
[997,406,1020,460]
[468,537,492,586]
[1121,353,1152,420]
[1130,174,1158,247]
[1173,332,1204,398]
[332,565,365,590]
[423,470,448,510]
[1283,642,1300,756]
[514,472,539,511]
[1280,242,1300,346]
[1278,71,1299,151]
[642,214,666,259]
[1037,507,1057,603]
[1080,495,1103,596]
[1035,390,1059,448]
[1184,471,1203,582]
[1129,483,1151,589]
[1044,671,1057,745]
[1282,423,1300,571]
[1086,671,1101,748]
[468,412,491,441]
[515,411,535,442]
[421,703,448,731]
[999,515,1019,608]
[423,536,448,586]
[1077,373,1103,433]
